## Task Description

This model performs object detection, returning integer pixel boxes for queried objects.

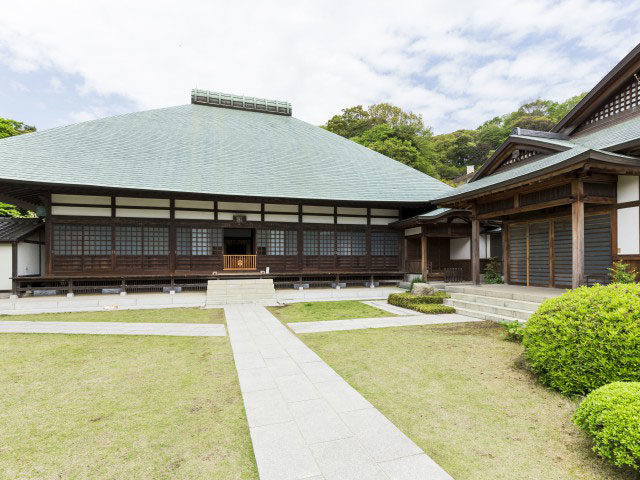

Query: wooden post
[502,223,509,284]
[420,229,428,280]
[471,205,481,285]
[11,242,18,296]
[572,179,585,288]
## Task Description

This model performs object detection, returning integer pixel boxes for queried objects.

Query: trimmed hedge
[388,292,453,314]
[523,284,640,395]
[412,303,456,314]
[573,382,640,471]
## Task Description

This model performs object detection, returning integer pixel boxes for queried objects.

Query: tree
[0,117,36,217]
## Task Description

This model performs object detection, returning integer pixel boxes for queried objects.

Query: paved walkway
[288,313,480,334]
[224,304,453,480]
[360,300,421,316]
[0,321,226,336]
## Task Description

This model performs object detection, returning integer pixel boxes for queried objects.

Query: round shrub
[523,283,640,395]
[573,382,640,470]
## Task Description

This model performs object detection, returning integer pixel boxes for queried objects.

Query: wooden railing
[223,255,257,271]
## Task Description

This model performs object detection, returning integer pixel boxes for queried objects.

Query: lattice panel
[581,76,639,128]
[499,149,544,171]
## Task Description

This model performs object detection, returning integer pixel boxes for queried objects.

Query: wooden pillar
[420,229,428,280]
[502,223,509,284]
[572,179,585,288]
[471,205,481,285]
[11,242,18,296]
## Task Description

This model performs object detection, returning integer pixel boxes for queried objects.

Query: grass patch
[0,307,225,324]
[300,322,635,480]
[267,300,395,323]
[0,334,257,479]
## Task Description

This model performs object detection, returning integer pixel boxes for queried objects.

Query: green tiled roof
[0,104,452,204]
[436,116,640,203]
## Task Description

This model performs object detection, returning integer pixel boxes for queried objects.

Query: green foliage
[608,260,638,284]
[483,257,503,284]
[499,320,525,342]
[324,93,586,181]
[523,284,640,395]
[0,117,36,217]
[412,303,456,314]
[573,382,640,471]
[0,117,36,139]
[388,292,450,313]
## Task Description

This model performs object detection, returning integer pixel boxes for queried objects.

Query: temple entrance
[223,228,257,270]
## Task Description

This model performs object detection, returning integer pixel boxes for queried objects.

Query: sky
[1,1,640,134]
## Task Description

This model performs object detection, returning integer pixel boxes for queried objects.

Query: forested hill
[323,94,586,183]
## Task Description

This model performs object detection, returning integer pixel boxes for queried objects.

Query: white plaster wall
[51,194,111,205]
[116,197,169,207]
[337,216,367,225]
[337,207,367,215]
[303,205,334,214]
[371,208,399,216]
[265,214,298,223]
[175,210,215,220]
[17,242,40,276]
[617,175,640,203]
[0,244,12,290]
[51,206,111,217]
[370,217,394,225]
[116,208,170,219]
[450,235,489,260]
[218,201,260,211]
[265,204,298,213]
[302,215,334,224]
[404,227,421,237]
[618,207,640,254]
[175,199,214,209]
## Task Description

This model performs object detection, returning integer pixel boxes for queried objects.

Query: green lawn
[0,307,225,323]
[0,334,257,480]
[267,300,395,323]
[300,322,636,480]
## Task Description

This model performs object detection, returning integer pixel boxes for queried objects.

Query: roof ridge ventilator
[190,89,292,116]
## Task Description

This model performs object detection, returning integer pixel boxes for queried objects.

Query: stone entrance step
[205,279,276,307]
[438,285,561,323]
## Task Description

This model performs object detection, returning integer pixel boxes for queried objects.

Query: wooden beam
[477,197,574,220]
[471,205,481,285]
[421,230,428,280]
[502,223,509,284]
[572,179,585,288]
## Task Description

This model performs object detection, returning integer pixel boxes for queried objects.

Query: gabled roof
[0,218,42,242]
[0,103,452,204]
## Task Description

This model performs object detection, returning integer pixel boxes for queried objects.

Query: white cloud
[0,0,639,133]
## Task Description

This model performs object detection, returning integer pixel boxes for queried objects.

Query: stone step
[448,306,525,324]
[443,298,532,322]
[205,279,276,306]
[443,285,555,304]
[447,292,540,313]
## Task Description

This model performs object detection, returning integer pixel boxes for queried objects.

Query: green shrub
[412,303,456,314]
[608,260,638,284]
[483,257,504,284]
[388,292,447,308]
[499,319,525,342]
[523,284,640,395]
[573,382,640,470]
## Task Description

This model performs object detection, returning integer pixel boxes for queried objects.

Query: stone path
[288,313,480,334]
[0,321,226,337]
[225,304,453,480]
[360,300,421,316]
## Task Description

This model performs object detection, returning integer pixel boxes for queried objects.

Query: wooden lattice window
[115,226,142,255]
[581,76,640,128]
[257,230,285,255]
[337,231,366,256]
[520,184,572,207]
[143,227,169,255]
[285,231,297,256]
[371,231,399,256]
[177,227,222,255]
[303,231,318,255]
[83,225,112,255]
[319,231,335,256]
[53,224,83,255]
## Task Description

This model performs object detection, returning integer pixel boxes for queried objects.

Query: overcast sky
[1,1,640,134]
